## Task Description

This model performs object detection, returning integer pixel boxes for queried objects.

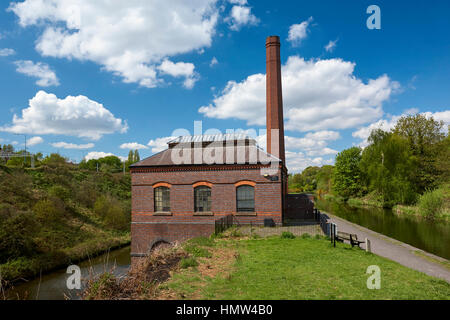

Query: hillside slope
[0,164,131,284]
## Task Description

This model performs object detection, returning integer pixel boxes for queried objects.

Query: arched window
[236,185,255,212]
[154,186,170,212]
[194,186,211,212]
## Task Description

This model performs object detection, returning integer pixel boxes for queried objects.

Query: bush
[180,257,198,269]
[418,189,444,219]
[281,231,295,239]
[33,198,65,222]
[74,180,98,208]
[301,233,311,239]
[48,185,70,202]
[0,211,39,263]
[94,196,129,230]
[229,227,242,238]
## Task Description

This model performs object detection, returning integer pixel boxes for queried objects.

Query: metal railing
[214,214,233,235]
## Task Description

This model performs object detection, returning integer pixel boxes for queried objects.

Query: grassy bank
[0,164,131,285]
[85,233,450,300]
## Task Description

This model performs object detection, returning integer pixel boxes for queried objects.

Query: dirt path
[327,213,450,283]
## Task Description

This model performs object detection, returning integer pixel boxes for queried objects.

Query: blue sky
[0,0,449,172]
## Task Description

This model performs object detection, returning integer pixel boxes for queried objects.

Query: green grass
[180,257,199,269]
[173,237,450,300]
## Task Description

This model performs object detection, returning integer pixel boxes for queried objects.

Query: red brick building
[130,36,288,258]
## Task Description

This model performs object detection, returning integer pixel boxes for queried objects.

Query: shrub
[180,257,198,269]
[0,211,38,263]
[229,227,242,238]
[301,233,311,239]
[281,231,295,239]
[94,196,109,218]
[74,180,98,208]
[48,185,70,202]
[418,189,444,219]
[33,198,65,222]
[94,196,129,230]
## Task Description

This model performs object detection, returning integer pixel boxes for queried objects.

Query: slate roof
[131,134,281,167]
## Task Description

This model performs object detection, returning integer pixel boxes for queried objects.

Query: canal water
[315,198,450,260]
[5,246,131,300]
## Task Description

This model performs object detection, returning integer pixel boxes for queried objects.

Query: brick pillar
[266,35,285,164]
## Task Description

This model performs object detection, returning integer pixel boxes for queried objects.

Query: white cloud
[27,136,44,146]
[85,151,127,162]
[147,136,177,153]
[226,4,259,31]
[305,130,340,141]
[325,39,338,52]
[51,142,94,149]
[257,131,339,158]
[210,57,218,67]
[0,48,15,56]
[0,90,128,140]
[421,110,450,124]
[286,151,333,173]
[14,60,59,87]
[9,0,219,89]
[287,17,313,46]
[352,110,450,147]
[306,148,338,157]
[200,56,399,132]
[157,59,198,89]
[84,151,115,161]
[228,0,248,4]
[120,142,148,150]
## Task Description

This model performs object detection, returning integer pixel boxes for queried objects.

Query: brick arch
[152,182,172,188]
[192,181,213,188]
[234,180,256,187]
[148,238,171,252]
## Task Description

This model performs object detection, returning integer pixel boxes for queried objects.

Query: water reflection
[6,246,131,300]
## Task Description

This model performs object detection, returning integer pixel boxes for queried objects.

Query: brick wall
[130,165,283,256]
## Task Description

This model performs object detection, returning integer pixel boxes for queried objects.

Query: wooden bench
[335,231,364,248]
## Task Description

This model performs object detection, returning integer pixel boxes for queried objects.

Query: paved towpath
[326,213,450,283]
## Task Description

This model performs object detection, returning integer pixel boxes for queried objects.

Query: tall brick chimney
[266,35,285,164]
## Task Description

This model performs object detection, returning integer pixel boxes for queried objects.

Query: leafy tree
[124,149,141,171]
[127,150,134,164]
[393,114,446,191]
[41,153,68,166]
[360,130,417,206]
[79,155,122,173]
[332,147,362,199]
[316,165,334,193]
[434,133,450,184]
[134,150,140,163]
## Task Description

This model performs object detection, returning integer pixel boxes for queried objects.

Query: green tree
[316,165,334,193]
[134,150,140,163]
[360,130,417,206]
[332,147,362,199]
[41,153,68,166]
[434,133,450,184]
[393,114,446,191]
